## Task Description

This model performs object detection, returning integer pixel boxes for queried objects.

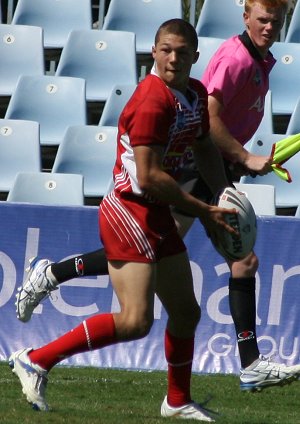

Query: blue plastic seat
[56,30,138,102]
[0,119,41,192]
[190,37,225,80]
[269,41,300,115]
[256,90,274,135]
[244,90,274,151]
[101,0,182,54]
[285,0,300,43]
[286,96,300,135]
[7,171,84,206]
[11,0,92,49]
[240,132,300,209]
[196,0,245,38]
[0,24,44,97]
[5,75,87,146]
[52,125,118,197]
[234,182,276,216]
[99,83,137,126]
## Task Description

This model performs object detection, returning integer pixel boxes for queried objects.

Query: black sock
[229,277,260,368]
[50,249,108,283]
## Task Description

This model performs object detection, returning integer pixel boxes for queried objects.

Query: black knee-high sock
[229,277,260,368]
[50,249,108,283]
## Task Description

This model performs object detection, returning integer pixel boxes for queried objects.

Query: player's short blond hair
[245,0,289,13]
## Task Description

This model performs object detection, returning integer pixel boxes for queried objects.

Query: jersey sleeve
[202,56,251,108]
[122,77,174,148]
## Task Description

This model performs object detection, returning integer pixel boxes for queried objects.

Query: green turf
[1,362,300,423]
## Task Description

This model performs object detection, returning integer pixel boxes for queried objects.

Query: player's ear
[152,45,156,59]
[192,51,200,64]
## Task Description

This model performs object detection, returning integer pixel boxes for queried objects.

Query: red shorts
[99,191,186,263]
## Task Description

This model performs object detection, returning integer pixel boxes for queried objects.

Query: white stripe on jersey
[101,191,155,261]
[118,133,141,195]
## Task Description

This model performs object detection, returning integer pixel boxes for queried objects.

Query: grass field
[1,362,300,424]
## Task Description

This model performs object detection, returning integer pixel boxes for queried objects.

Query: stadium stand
[101,0,182,54]
[240,132,300,212]
[195,0,245,38]
[269,41,300,116]
[7,171,84,206]
[234,182,276,216]
[5,75,87,147]
[190,36,225,80]
[285,0,300,43]
[0,24,44,100]
[0,119,41,195]
[11,0,92,49]
[52,125,117,200]
[286,96,300,135]
[55,29,138,115]
[98,83,137,126]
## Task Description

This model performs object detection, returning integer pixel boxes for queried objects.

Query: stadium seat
[101,0,182,54]
[285,0,300,43]
[191,37,225,80]
[11,0,92,50]
[195,0,245,39]
[286,96,300,135]
[55,30,138,103]
[256,90,274,134]
[52,125,117,198]
[7,171,84,206]
[98,83,137,126]
[0,24,44,98]
[0,119,41,192]
[5,75,87,146]
[240,132,300,209]
[244,90,274,151]
[234,182,276,216]
[269,41,300,115]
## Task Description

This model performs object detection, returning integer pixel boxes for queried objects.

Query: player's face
[244,3,286,58]
[152,32,198,93]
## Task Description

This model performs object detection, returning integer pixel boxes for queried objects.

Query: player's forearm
[209,115,248,165]
[139,169,210,218]
[193,136,230,194]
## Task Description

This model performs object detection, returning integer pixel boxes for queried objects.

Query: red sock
[165,328,194,407]
[29,313,116,371]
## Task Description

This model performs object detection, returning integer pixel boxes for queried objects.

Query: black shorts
[174,160,235,217]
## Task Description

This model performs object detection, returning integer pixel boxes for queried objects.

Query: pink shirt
[201,35,276,145]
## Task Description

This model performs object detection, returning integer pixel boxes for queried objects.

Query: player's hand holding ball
[209,187,257,261]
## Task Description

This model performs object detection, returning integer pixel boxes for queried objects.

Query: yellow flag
[271,133,300,182]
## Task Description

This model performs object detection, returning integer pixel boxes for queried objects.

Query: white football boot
[240,355,300,392]
[9,348,49,411]
[161,396,215,421]
[16,257,56,322]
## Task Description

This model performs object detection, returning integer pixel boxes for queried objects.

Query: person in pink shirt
[199,0,290,389]
[201,32,274,148]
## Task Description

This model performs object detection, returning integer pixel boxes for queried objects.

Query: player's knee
[172,303,201,334]
[121,314,154,340]
[188,303,201,328]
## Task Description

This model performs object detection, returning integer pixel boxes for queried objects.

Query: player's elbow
[137,171,156,193]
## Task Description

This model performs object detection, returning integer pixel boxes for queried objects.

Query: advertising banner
[0,202,300,375]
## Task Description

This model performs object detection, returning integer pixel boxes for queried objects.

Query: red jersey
[113,74,209,200]
[100,74,209,263]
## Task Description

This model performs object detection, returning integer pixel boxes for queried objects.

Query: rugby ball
[212,187,257,261]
